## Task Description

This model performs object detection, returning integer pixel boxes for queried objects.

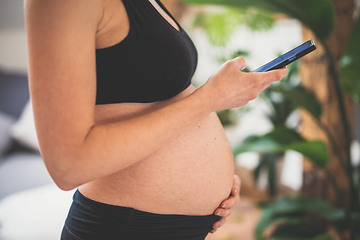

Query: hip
[61,190,220,240]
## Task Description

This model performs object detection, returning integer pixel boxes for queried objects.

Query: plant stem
[325,168,347,209]
[322,39,359,216]
[318,121,348,173]
[324,168,353,240]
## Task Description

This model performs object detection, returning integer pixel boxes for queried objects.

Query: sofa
[0,70,75,240]
[0,70,52,199]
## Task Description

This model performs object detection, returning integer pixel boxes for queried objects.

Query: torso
[79,0,234,215]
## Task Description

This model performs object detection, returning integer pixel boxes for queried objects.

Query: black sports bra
[95,0,198,105]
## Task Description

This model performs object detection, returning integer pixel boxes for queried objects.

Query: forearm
[52,89,213,190]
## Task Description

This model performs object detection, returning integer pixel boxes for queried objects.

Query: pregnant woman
[25,0,287,239]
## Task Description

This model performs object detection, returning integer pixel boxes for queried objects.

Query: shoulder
[24,0,104,13]
[25,0,104,30]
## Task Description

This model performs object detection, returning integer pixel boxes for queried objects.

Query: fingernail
[221,203,227,208]
[216,210,222,216]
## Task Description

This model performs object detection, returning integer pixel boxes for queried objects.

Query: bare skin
[25,0,286,233]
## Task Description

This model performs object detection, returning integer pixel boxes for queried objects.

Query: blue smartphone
[252,39,316,72]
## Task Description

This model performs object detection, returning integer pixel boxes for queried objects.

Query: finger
[218,194,238,211]
[230,56,246,71]
[232,174,241,196]
[266,67,288,82]
[220,174,241,208]
[221,175,241,208]
[253,67,288,84]
[215,207,232,218]
[210,217,227,234]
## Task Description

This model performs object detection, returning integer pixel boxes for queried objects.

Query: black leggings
[61,190,220,240]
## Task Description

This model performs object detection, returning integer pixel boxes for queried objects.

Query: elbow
[53,177,79,191]
[51,170,82,191]
[44,154,84,191]
[40,134,99,191]
[38,131,94,190]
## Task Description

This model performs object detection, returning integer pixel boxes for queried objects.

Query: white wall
[0,0,25,30]
[0,0,27,74]
[0,29,28,74]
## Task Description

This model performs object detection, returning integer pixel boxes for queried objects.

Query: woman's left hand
[211,174,241,234]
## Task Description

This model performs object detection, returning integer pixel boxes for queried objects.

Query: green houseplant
[180,0,360,239]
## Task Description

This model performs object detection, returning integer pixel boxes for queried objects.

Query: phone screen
[252,40,316,72]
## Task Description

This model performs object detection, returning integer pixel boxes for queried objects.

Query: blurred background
[1,0,360,239]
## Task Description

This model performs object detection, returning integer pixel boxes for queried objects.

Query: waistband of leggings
[74,189,220,221]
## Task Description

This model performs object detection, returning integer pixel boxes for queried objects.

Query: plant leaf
[311,235,335,240]
[181,0,335,42]
[287,141,329,168]
[233,127,329,168]
[271,221,323,239]
[193,8,274,46]
[259,197,344,221]
[270,235,334,240]
[340,15,360,103]
[274,85,322,121]
[256,197,344,240]
[270,237,333,240]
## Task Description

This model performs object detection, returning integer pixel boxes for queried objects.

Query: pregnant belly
[79,112,234,215]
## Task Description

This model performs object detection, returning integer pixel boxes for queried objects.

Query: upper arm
[25,0,102,165]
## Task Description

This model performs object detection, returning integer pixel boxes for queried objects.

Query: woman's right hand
[197,57,288,111]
